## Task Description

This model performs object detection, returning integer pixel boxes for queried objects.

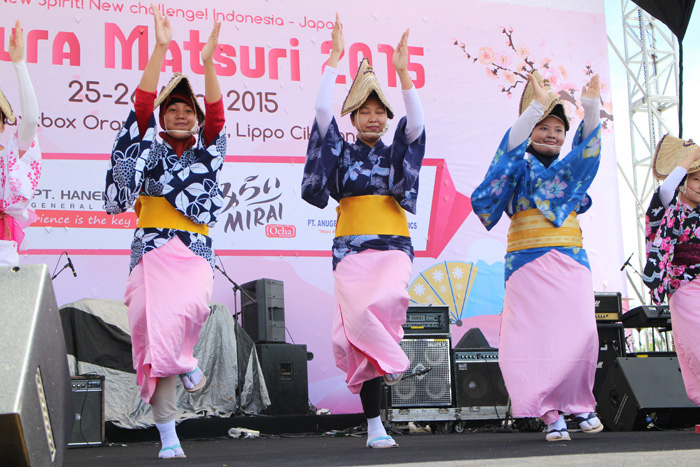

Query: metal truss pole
[608,0,679,305]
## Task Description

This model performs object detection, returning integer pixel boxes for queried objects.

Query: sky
[604,0,698,305]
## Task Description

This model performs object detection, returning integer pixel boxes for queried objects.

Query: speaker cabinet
[594,323,626,398]
[598,357,700,431]
[255,343,309,415]
[0,265,74,466]
[241,279,285,343]
[390,337,452,407]
[454,350,508,408]
[69,376,105,447]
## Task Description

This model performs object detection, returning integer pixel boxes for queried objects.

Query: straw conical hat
[519,70,568,131]
[652,134,700,180]
[154,73,204,123]
[341,58,394,119]
[0,87,16,125]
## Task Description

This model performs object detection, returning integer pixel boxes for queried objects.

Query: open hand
[582,74,600,99]
[151,3,172,47]
[8,20,24,63]
[202,19,221,63]
[393,29,410,73]
[331,13,344,56]
[526,72,549,106]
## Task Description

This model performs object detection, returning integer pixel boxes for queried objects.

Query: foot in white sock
[573,412,603,433]
[180,367,206,393]
[156,420,186,459]
[382,372,403,386]
[545,415,570,442]
[366,416,398,448]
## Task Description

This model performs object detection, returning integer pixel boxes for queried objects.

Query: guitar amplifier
[68,376,104,447]
[453,350,508,408]
[402,305,450,335]
[594,292,622,322]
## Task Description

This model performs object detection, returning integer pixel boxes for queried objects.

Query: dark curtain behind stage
[632,0,696,138]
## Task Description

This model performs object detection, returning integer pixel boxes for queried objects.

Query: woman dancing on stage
[644,136,700,406]
[0,20,41,266]
[103,5,226,459]
[471,71,603,441]
[301,14,425,449]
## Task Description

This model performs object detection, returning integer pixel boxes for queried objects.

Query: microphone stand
[620,253,646,305]
[51,262,72,280]
[214,265,256,320]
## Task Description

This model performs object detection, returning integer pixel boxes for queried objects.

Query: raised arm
[394,29,424,143]
[660,147,700,207]
[581,74,600,139]
[9,20,39,155]
[138,4,172,93]
[315,13,344,139]
[201,19,222,104]
[507,72,549,151]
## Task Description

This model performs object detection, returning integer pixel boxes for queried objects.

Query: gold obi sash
[507,208,582,253]
[335,195,409,237]
[135,196,209,236]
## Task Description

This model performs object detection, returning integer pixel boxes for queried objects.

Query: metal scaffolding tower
[609,0,679,304]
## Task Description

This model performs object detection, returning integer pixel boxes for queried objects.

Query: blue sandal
[158,444,186,459]
[366,435,399,448]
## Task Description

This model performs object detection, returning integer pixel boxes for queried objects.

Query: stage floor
[65,427,700,466]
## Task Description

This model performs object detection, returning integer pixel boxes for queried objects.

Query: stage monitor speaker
[594,323,626,398]
[390,337,452,407]
[256,343,309,415]
[241,278,285,343]
[455,328,492,350]
[0,265,74,466]
[453,350,508,408]
[69,376,105,447]
[597,357,700,431]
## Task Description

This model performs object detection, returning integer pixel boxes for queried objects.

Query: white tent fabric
[60,299,270,429]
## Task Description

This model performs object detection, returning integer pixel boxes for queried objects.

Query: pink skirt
[669,278,700,405]
[499,250,597,423]
[124,237,213,403]
[332,250,412,394]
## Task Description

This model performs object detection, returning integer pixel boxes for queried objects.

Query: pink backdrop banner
[1,0,624,414]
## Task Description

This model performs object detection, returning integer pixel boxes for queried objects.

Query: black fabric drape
[632,0,695,137]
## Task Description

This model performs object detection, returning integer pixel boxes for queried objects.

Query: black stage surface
[64,417,700,467]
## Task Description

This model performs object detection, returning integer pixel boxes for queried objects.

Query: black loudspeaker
[255,343,309,415]
[453,350,508,408]
[455,328,493,350]
[241,279,285,343]
[594,323,626,398]
[0,265,74,466]
[390,337,452,407]
[69,376,105,447]
[597,357,700,431]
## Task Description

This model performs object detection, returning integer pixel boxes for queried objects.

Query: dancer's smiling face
[351,95,387,147]
[163,101,197,140]
[530,116,566,156]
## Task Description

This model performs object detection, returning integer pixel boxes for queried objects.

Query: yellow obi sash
[507,208,582,253]
[135,196,209,236]
[335,195,409,237]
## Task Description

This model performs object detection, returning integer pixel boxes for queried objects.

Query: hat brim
[341,58,394,119]
[519,70,567,131]
[652,134,700,180]
[154,73,205,124]
[0,88,16,124]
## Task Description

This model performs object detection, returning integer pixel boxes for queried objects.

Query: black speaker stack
[240,279,310,415]
[385,305,509,415]
[593,294,700,430]
[69,375,105,447]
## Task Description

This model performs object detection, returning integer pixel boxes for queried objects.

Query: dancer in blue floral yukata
[471,71,603,442]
